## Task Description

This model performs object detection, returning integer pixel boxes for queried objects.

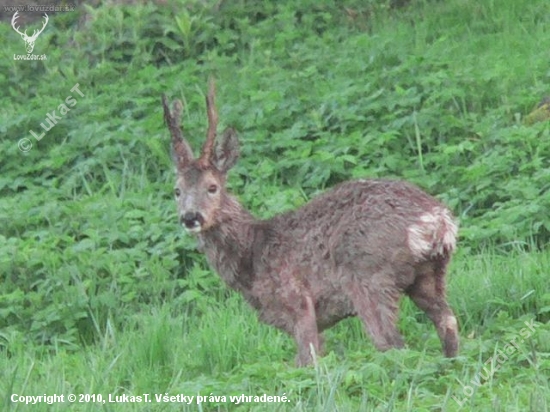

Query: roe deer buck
[162,80,459,366]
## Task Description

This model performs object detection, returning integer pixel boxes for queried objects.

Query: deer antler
[11,12,48,39]
[32,14,49,39]
[198,77,218,168]
[162,94,194,166]
[11,11,26,37]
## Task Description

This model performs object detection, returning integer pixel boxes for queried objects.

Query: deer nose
[180,212,204,230]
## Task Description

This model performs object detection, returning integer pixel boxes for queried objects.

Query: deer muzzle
[180,211,204,232]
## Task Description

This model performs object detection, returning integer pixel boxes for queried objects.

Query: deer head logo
[11,12,49,54]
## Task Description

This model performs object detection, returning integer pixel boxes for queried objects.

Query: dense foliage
[0,0,549,410]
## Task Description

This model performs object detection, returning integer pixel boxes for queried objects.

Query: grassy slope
[1,0,549,410]
[1,252,550,411]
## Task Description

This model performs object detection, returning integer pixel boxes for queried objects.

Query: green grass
[1,0,549,410]
[1,251,549,411]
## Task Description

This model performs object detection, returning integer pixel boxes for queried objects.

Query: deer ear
[213,128,239,173]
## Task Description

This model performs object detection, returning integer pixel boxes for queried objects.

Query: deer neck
[198,195,260,292]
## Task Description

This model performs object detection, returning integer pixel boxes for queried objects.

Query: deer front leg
[293,295,322,366]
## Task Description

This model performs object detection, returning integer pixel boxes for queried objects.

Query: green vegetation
[0,0,549,410]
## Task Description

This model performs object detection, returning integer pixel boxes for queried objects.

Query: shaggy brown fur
[162,83,459,366]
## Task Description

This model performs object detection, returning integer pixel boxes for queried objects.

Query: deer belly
[315,294,355,331]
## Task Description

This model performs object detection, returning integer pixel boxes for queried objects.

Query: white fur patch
[184,225,202,234]
[407,207,458,258]
[446,315,458,331]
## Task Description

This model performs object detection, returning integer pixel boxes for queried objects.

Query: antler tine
[29,14,48,39]
[11,11,25,36]
[162,94,194,165]
[198,77,218,167]
[37,14,49,35]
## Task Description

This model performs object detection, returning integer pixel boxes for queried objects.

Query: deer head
[12,12,49,54]
[162,79,239,233]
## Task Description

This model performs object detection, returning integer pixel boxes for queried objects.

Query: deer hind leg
[347,274,404,352]
[293,295,323,366]
[406,259,459,357]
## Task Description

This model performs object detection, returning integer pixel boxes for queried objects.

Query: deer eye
[174,188,181,197]
[207,184,218,194]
